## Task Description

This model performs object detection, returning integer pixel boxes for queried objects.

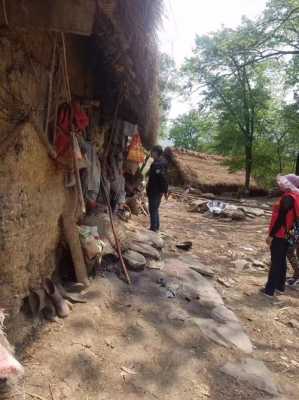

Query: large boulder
[82,213,127,251]
[128,230,164,249]
[193,318,253,354]
[127,241,161,260]
[189,199,208,213]
[221,358,280,396]
[211,305,239,323]
[123,250,146,272]
[240,207,265,217]
[163,259,223,306]
[178,255,215,278]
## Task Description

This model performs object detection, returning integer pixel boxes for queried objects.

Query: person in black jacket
[146,145,168,232]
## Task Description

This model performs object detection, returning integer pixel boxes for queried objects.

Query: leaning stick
[2,0,8,25]
[61,32,85,214]
[71,132,86,214]
[102,182,131,285]
[44,34,57,138]
[60,32,88,285]
[60,33,72,104]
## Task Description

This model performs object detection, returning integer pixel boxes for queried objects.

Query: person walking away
[276,174,299,287]
[262,175,299,297]
[146,145,168,232]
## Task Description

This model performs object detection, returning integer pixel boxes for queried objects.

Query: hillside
[166,148,266,195]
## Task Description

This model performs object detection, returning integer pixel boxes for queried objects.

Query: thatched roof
[1,0,163,148]
[94,0,163,148]
[165,148,266,195]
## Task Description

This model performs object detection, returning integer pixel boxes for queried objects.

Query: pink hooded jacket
[277,174,299,194]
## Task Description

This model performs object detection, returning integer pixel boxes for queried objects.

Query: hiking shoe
[260,288,274,298]
[286,277,299,288]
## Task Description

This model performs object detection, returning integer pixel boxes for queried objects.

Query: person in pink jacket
[277,175,299,287]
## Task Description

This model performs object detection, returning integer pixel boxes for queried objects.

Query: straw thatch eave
[0,0,162,149]
[94,0,162,148]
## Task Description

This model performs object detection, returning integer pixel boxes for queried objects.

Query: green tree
[159,53,178,138]
[240,0,299,65]
[181,27,272,192]
[169,110,216,151]
[166,0,299,190]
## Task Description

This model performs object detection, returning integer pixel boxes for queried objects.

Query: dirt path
[21,198,299,400]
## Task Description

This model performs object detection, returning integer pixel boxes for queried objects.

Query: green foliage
[171,0,299,190]
[159,53,179,138]
[169,110,216,151]
[181,26,275,190]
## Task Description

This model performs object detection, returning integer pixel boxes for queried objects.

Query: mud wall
[0,123,65,318]
[0,29,94,322]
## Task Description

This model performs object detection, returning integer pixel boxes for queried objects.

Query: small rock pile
[189,198,272,221]
[122,230,164,272]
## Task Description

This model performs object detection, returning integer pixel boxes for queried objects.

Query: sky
[159,0,268,118]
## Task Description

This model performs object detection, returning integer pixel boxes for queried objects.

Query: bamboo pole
[60,33,72,104]
[2,0,8,25]
[102,181,131,285]
[60,32,88,285]
[61,32,85,214]
[71,132,86,214]
[44,34,57,138]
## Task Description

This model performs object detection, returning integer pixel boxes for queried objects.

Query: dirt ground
[20,197,299,400]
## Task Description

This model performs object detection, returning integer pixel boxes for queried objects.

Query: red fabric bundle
[54,101,89,158]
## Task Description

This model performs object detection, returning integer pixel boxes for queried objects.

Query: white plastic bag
[78,225,105,260]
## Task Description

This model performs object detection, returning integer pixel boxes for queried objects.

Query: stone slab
[221,358,279,396]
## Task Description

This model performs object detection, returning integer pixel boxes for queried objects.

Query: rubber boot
[28,289,47,318]
[43,279,70,318]
[42,296,57,322]
[56,283,87,304]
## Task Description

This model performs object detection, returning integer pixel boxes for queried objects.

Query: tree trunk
[277,147,283,173]
[244,143,252,195]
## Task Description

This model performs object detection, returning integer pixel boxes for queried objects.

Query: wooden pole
[60,33,72,104]
[2,0,8,25]
[102,181,131,285]
[71,132,86,214]
[60,32,85,214]
[44,34,57,138]
[60,32,88,285]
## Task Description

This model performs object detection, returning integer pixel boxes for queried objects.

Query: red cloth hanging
[54,101,89,158]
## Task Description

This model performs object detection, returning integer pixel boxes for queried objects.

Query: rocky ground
[19,196,299,400]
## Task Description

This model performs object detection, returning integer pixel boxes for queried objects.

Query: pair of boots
[29,279,85,321]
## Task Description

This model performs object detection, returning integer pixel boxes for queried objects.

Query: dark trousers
[265,237,289,295]
[148,193,162,232]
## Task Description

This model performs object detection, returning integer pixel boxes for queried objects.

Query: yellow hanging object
[127,133,145,164]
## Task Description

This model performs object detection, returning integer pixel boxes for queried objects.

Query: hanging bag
[127,133,145,164]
